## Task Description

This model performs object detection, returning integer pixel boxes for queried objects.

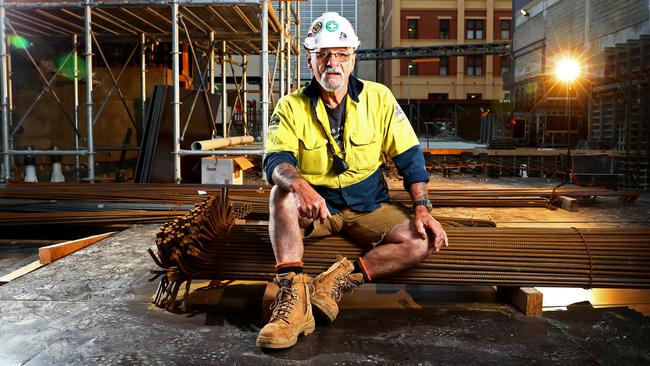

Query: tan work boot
[256,272,315,349]
[311,257,364,324]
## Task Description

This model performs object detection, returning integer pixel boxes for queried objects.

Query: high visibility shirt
[264,75,429,213]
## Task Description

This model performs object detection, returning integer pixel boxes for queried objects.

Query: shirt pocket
[298,138,330,175]
[348,132,380,171]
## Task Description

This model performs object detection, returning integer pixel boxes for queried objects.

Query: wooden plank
[0,260,43,285]
[555,196,578,211]
[496,286,543,316]
[38,232,116,265]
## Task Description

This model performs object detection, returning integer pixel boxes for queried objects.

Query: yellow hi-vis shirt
[265,77,420,189]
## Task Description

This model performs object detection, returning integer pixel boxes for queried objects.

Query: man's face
[307,47,356,92]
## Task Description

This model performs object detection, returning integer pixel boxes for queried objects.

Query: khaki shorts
[305,202,412,247]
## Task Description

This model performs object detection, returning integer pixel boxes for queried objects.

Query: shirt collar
[303,74,364,108]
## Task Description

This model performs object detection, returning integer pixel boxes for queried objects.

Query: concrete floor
[1,177,650,365]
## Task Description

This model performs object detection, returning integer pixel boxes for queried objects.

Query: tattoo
[408,182,429,203]
[272,163,303,192]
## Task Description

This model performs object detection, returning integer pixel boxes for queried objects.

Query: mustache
[324,67,343,74]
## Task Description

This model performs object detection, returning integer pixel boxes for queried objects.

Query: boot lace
[270,285,299,324]
[331,275,359,302]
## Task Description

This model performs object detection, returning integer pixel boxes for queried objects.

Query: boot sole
[311,296,337,324]
[256,319,315,349]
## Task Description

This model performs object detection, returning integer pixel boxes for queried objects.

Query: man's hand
[290,179,331,222]
[413,206,448,252]
[272,163,330,223]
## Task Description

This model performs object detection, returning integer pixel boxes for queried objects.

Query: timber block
[555,196,578,211]
[38,232,115,265]
[496,286,543,316]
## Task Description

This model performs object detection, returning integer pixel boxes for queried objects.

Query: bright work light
[554,57,581,83]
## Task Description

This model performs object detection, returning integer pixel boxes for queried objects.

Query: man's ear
[306,54,313,71]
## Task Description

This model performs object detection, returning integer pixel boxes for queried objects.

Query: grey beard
[318,67,344,92]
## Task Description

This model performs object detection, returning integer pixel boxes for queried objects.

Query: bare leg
[360,219,433,279]
[269,185,307,264]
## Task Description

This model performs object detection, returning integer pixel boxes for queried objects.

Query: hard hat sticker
[339,32,347,40]
[311,21,322,34]
[325,21,339,32]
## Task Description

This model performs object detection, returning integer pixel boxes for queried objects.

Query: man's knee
[269,185,295,213]
[404,237,432,263]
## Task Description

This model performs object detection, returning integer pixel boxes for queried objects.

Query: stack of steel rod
[149,194,650,311]
[0,183,639,225]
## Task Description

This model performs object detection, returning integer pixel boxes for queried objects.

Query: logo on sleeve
[394,103,406,121]
[269,114,281,130]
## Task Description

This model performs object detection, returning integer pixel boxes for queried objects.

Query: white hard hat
[303,12,360,50]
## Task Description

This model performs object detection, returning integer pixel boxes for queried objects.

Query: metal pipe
[286,1,291,93]
[8,149,90,155]
[84,0,94,182]
[279,0,285,96]
[6,38,12,176]
[261,0,269,165]
[140,33,146,135]
[221,40,227,137]
[1,0,10,181]
[73,34,80,181]
[296,1,300,85]
[242,54,247,136]
[171,0,181,183]
[178,149,264,156]
[209,31,215,95]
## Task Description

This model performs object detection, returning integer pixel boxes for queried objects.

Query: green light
[9,35,30,49]
[55,53,86,80]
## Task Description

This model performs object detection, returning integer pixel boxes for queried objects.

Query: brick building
[378,0,512,139]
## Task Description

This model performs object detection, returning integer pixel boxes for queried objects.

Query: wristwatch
[413,199,433,212]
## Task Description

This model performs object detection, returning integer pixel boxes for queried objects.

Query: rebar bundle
[0,183,639,225]
[149,194,650,312]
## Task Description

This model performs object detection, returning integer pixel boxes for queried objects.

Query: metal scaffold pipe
[171,0,181,183]
[140,32,146,134]
[84,0,95,182]
[221,40,227,137]
[261,0,269,180]
[73,34,80,180]
[1,0,11,181]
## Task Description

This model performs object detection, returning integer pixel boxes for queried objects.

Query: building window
[439,56,449,76]
[408,60,418,75]
[466,56,483,76]
[407,18,418,39]
[466,19,484,40]
[467,93,482,100]
[439,19,450,39]
[500,19,511,39]
[500,55,511,75]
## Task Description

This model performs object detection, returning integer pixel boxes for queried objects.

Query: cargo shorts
[305,202,412,247]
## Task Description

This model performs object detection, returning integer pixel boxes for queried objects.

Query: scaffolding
[0,0,302,183]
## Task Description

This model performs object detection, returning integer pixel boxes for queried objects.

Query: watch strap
[413,199,432,211]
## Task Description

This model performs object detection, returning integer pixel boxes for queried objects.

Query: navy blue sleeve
[392,145,429,191]
[263,151,298,185]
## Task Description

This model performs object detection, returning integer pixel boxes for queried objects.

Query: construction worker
[257,12,448,349]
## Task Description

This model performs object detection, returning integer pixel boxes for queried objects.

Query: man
[257,12,448,349]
